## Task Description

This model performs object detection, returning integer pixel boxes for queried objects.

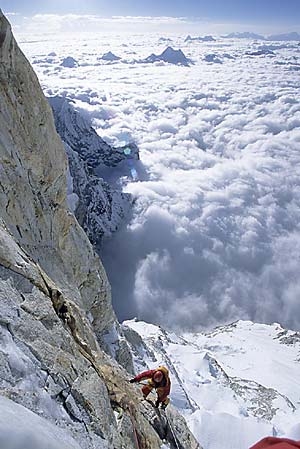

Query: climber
[129,366,171,409]
[250,437,300,448]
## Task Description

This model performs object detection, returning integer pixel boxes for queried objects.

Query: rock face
[0,10,199,449]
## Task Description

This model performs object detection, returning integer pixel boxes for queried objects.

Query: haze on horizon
[2,0,300,35]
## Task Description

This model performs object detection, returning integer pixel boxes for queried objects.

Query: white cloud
[11,13,205,35]
[10,13,296,36]
[21,32,300,332]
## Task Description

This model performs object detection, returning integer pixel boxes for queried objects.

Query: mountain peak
[100,51,121,61]
[146,46,191,66]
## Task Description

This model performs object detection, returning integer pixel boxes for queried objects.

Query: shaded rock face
[0,10,199,449]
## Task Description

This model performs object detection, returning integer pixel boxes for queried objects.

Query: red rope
[129,406,141,449]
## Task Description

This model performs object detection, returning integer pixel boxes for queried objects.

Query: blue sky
[2,0,300,24]
[2,0,300,35]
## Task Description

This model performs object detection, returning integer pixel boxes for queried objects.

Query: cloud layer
[10,13,214,35]
[19,32,300,331]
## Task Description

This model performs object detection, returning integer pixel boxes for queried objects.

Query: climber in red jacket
[250,437,300,449]
[129,365,171,409]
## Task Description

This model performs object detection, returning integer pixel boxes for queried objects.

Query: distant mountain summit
[222,31,300,42]
[99,51,121,61]
[60,56,78,67]
[185,35,216,42]
[145,46,190,66]
[223,32,265,40]
[267,31,300,41]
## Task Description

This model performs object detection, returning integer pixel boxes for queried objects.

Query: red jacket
[133,366,171,402]
[250,437,300,449]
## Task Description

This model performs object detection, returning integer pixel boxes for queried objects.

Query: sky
[2,0,300,34]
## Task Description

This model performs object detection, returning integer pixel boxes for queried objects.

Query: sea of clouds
[17,30,300,332]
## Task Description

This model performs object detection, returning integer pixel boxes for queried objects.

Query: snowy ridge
[65,141,132,245]
[49,96,140,245]
[123,319,300,449]
[49,96,139,169]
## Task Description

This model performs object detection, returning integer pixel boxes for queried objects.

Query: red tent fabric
[250,437,300,449]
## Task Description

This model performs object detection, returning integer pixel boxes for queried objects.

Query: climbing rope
[164,412,181,449]
[128,406,141,449]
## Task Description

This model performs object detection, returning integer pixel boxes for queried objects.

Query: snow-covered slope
[123,319,300,449]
